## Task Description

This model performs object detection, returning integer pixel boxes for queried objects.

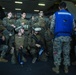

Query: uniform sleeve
[50,14,55,34]
[2,18,11,27]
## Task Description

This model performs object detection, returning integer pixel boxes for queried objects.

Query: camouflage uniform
[0,27,8,62]
[0,44,8,62]
[15,18,31,50]
[2,17,15,47]
[34,16,46,38]
[44,28,53,57]
[33,16,46,53]
[53,36,71,66]
[28,33,38,58]
[15,18,28,28]
[50,13,75,73]
[50,14,75,66]
[3,17,13,27]
[28,29,47,63]
[10,33,26,64]
[14,34,27,64]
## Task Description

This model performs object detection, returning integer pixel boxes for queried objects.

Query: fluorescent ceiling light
[2,7,5,9]
[34,10,39,12]
[15,8,21,10]
[15,1,23,4]
[38,3,45,6]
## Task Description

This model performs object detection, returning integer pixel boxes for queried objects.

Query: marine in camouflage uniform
[33,12,47,52]
[15,12,29,28]
[2,12,15,48]
[15,12,31,53]
[28,28,47,63]
[0,25,8,62]
[11,29,27,64]
[29,16,36,28]
[34,11,46,39]
[50,2,75,74]
[3,12,16,28]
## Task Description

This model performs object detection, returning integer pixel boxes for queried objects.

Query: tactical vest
[54,9,73,37]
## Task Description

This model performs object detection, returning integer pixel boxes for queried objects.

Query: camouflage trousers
[0,45,8,58]
[53,36,71,66]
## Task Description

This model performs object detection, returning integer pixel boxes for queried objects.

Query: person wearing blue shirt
[50,2,75,74]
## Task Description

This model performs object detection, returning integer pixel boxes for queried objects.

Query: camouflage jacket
[34,16,46,28]
[15,18,28,27]
[3,17,15,27]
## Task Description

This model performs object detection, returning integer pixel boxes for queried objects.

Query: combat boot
[52,66,59,74]
[0,57,8,62]
[39,53,48,62]
[64,66,68,73]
